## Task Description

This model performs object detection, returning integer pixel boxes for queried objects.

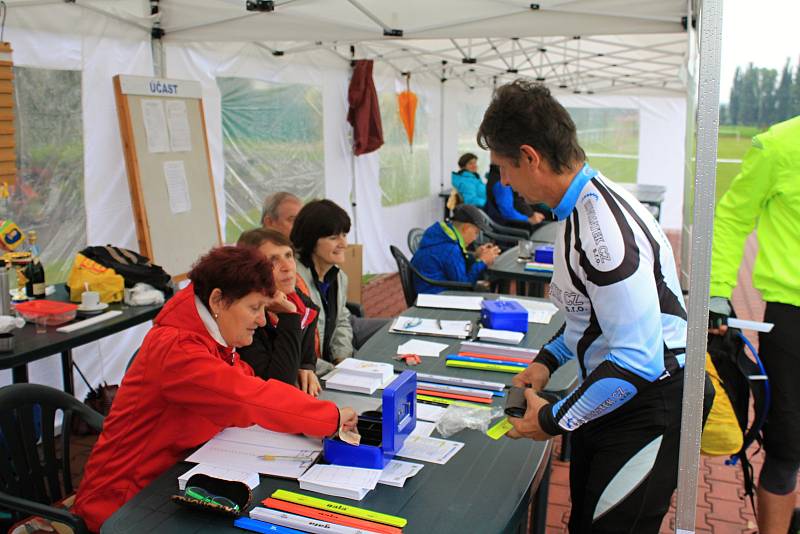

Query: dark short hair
[458,153,478,169]
[477,80,585,174]
[290,199,351,264]
[237,228,293,250]
[189,246,276,309]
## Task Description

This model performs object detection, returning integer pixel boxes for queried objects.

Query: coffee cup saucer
[77,302,109,313]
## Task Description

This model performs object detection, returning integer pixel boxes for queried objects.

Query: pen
[260,454,316,461]
[436,319,442,330]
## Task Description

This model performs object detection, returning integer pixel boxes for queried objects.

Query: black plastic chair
[474,208,531,239]
[407,228,425,254]
[389,246,475,308]
[0,383,104,533]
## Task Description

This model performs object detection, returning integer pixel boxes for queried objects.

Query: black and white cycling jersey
[534,164,687,435]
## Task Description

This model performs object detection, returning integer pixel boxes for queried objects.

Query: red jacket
[72,285,339,532]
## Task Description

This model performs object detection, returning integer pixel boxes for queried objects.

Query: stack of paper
[396,435,464,465]
[185,425,322,479]
[298,464,382,500]
[323,359,395,394]
[477,327,525,345]
[397,339,449,358]
[390,316,472,339]
[178,464,260,491]
[409,420,437,438]
[416,403,447,423]
[415,294,484,311]
[378,460,424,488]
[499,297,559,324]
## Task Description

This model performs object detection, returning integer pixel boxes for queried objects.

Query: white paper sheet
[165,99,192,152]
[396,435,464,465]
[163,160,191,214]
[477,327,525,345]
[390,316,472,339]
[299,464,382,490]
[141,99,170,153]
[397,339,449,358]
[499,297,559,324]
[378,460,424,487]
[178,464,259,491]
[410,420,437,438]
[415,294,484,311]
[416,403,447,423]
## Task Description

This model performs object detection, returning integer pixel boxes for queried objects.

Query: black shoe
[788,507,800,534]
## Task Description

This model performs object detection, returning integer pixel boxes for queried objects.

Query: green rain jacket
[710,116,800,307]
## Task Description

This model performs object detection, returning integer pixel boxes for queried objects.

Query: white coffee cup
[81,291,101,308]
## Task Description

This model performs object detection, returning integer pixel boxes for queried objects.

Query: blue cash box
[323,371,417,469]
[534,245,554,264]
[481,300,529,333]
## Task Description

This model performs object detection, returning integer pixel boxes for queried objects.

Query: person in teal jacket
[708,115,800,534]
[451,153,486,207]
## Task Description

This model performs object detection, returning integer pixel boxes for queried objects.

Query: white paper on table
[141,99,170,153]
[416,403,447,423]
[415,294,483,311]
[299,464,381,490]
[165,100,192,152]
[163,160,191,214]
[378,460,424,487]
[396,435,464,465]
[499,297,558,324]
[214,425,323,451]
[477,327,525,345]
[410,420,437,438]
[178,464,259,491]
[397,339,449,358]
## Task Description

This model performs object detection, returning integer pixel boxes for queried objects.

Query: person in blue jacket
[485,163,551,230]
[451,153,486,207]
[411,204,500,294]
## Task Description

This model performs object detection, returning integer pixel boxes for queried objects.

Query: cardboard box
[341,244,363,304]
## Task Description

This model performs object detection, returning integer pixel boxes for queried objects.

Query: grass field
[714,124,764,204]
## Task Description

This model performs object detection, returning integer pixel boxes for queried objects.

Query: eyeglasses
[184,486,240,512]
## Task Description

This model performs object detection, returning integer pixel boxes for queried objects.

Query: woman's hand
[338,407,358,432]
[267,290,297,314]
[529,212,546,224]
[298,369,321,397]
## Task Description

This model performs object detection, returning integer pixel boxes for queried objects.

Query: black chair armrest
[491,223,530,239]
[345,302,364,318]
[0,491,89,534]
[428,279,476,291]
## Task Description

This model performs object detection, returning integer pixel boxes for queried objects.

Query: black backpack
[706,327,770,513]
[80,245,173,295]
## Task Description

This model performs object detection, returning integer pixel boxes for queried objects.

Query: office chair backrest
[0,383,104,506]
[389,245,417,308]
[407,228,425,254]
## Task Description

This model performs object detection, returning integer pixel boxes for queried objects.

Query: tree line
[721,57,800,126]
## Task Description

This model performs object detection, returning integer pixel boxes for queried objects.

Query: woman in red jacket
[73,246,356,532]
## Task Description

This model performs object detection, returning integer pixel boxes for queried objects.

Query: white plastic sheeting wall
[0,26,686,395]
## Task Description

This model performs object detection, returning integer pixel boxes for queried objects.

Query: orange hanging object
[397,90,417,146]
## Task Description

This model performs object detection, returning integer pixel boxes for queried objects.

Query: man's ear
[519,145,541,168]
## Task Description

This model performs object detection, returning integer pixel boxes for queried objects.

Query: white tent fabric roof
[4,0,690,95]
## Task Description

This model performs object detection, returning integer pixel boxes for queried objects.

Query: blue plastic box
[480,300,529,333]
[323,371,417,469]
[534,245,554,264]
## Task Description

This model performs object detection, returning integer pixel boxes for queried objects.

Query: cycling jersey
[534,164,687,435]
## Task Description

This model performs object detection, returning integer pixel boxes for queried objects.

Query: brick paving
[64,232,787,533]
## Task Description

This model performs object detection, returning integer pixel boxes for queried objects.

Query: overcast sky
[719,0,800,102]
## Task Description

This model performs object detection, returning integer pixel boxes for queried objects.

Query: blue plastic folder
[234,517,303,534]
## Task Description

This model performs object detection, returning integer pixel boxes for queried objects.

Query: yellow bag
[700,353,744,456]
[66,253,124,303]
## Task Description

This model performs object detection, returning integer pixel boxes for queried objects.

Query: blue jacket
[492,179,529,222]
[451,170,486,208]
[410,222,487,294]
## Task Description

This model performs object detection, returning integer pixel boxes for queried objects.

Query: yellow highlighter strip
[271,489,408,528]
[487,418,514,440]
[417,394,491,409]
[446,359,522,374]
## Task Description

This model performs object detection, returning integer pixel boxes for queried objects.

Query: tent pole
[674,0,722,532]
[151,36,164,78]
[439,70,445,193]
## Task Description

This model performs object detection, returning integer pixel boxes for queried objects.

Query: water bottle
[0,259,10,316]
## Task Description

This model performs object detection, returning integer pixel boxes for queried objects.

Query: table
[356,292,575,533]
[101,293,575,534]
[0,285,164,395]
[487,244,553,298]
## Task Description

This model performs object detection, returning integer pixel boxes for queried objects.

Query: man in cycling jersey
[478,80,691,533]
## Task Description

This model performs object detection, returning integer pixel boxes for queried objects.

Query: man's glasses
[184,486,240,512]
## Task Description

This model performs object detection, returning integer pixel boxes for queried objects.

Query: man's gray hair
[261,192,300,224]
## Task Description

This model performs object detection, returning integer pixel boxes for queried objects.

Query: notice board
[113,74,221,280]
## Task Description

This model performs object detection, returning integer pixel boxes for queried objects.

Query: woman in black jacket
[236,228,321,396]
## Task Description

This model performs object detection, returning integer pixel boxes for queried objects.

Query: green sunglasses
[184,486,240,512]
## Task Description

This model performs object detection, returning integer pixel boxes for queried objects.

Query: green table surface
[101,293,574,534]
